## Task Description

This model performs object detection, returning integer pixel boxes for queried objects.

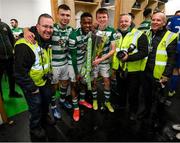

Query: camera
[42,72,53,81]
[116,43,136,60]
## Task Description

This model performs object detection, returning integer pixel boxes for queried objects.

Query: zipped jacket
[0,21,15,60]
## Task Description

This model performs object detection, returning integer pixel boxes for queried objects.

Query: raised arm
[23,27,36,44]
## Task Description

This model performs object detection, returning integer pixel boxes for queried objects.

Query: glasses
[40,24,53,30]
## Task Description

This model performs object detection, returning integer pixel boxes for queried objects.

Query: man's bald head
[151,12,167,32]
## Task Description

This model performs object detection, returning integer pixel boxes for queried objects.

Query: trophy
[92,30,108,61]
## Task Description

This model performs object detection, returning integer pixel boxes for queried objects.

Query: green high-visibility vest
[112,28,146,72]
[15,38,52,86]
[146,30,178,79]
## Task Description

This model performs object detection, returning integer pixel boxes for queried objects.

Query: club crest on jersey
[58,39,64,45]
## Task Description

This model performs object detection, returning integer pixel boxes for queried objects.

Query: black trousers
[0,58,16,97]
[23,82,52,129]
[116,70,144,114]
[142,71,168,131]
[142,72,154,117]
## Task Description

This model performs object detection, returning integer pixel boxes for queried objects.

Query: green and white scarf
[80,32,92,90]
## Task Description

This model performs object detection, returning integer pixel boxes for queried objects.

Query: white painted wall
[165,0,180,15]
[0,0,51,28]
[0,0,2,19]
[0,0,178,27]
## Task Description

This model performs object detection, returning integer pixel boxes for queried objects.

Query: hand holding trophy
[92,30,108,66]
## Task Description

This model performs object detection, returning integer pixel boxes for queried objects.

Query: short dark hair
[143,8,152,17]
[80,12,92,21]
[10,18,18,23]
[175,10,180,15]
[96,8,108,17]
[58,4,71,11]
[37,13,53,24]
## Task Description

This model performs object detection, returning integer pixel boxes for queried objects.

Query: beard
[120,27,129,32]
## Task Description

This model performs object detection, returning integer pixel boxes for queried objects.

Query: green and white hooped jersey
[68,28,90,66]
[11,27,23,37]
[95,26,116,64]
[51,23,73,67]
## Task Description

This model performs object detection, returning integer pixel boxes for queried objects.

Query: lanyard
[149,33,155,53]
[39,46,52,73]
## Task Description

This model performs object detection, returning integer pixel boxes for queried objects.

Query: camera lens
[117,51,126,60]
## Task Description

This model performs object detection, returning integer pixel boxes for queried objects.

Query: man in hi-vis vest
[14,14,54,140]
[142,12,177,124]
[112,14,148,121]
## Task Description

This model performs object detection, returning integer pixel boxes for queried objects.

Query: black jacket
[145,27,177,78]
[0,21,15,60]
[14,27,51,93]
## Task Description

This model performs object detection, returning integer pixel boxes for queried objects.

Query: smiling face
[151,12,166,32]
[36,17,54,41]
[119,14,132,31]
[81,16,93,34]
[57,8,71,27]
[96,13,109,30]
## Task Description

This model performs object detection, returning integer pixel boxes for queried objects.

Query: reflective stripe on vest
[112,28,145,72]
[146,31,177,79]
[15,38,52,86]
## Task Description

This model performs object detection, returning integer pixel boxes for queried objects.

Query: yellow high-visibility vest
[112,28,147,72]
[146,30,178,79]
[15,38,52,86]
